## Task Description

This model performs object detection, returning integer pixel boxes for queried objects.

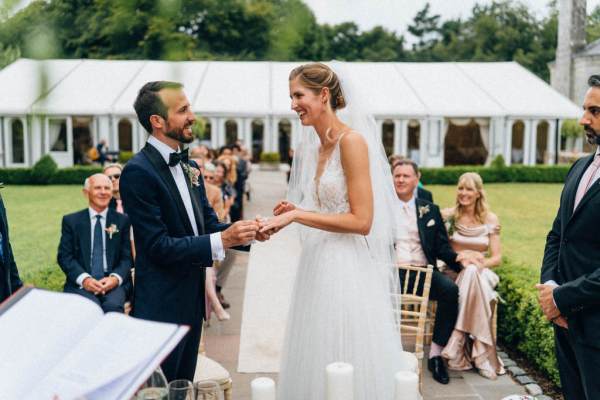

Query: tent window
[382,120,394,157]
[11,119,24,164]
[225,120,237,145]
[251,119,264,163]
[408,120,420,163]
[73,116,92,165]
[49,119,67,152]
[118,119,133,152]
[444,119,488,166]
[511,120,525,164]
[278,119,292,163]
[536,121,549,164]
[204,121,211,142]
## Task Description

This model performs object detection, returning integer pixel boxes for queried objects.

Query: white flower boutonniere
[105,224,119,240]
[181,163,200,187]
[418,205,430,219]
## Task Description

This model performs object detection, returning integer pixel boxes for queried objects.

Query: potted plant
[259,152,281,171]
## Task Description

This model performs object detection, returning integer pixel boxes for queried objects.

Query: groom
[121,81,268,381]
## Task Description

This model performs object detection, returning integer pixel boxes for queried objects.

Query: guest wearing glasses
[103,163,124,213]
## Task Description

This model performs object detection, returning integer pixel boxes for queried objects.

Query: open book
[0,287,189,400]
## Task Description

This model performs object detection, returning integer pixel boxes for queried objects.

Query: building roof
[576,38,600,57]
[0,58,581,119]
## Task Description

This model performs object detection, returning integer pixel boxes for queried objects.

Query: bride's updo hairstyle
[289,63,346,111]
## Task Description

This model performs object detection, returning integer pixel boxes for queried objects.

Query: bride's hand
[260,211,296,233]
[273,200,296,216]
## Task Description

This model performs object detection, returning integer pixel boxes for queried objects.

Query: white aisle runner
[238,226,301,373]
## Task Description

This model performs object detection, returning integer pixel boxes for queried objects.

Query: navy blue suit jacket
[120,143,231,326]
[541,154,600,347]
[0,195,22,302]
[57,208,132,288]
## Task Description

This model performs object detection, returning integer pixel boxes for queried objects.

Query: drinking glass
[168,379,195,400]
[135,387,168,400]
[194,380,221,400]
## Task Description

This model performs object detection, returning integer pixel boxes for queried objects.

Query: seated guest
[391,156,433,202]
[441,172,505,380]
[57,174,132,313]
[103,163,124,213]
[0,193,22,302]
[393,159,474,385]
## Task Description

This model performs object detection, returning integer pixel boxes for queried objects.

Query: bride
[259,62,412,399]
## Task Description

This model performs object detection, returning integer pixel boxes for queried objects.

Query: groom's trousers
[555,325,600,400]
[399,268,458,346]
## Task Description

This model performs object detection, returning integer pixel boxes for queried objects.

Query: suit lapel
[79,211,91,272]
[105,210,116,270]
[566,155,595,226]
[415,198,427,248]
[142,144,195,235]
[182,163,205,234]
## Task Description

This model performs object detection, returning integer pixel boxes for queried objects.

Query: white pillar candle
[251,377,276,400]
[326,362,354,400]
[394,370,419,400]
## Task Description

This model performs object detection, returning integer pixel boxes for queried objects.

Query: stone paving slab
[204,169,528,399]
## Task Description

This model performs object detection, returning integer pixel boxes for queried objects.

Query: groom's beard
[584,124,600,145]
[165,126,193,144]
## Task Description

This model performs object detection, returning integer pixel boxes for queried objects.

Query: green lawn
[4,185,87,289]
[429,183,563,268]
[3,183,564,291]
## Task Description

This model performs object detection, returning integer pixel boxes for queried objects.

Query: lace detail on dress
[314,139,350,214]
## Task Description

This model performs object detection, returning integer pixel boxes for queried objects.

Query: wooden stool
[194,354,233,400]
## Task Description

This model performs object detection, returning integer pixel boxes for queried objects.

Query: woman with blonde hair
[441,172,505,379]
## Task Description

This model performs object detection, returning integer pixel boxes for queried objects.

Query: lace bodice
[313,140,350,214]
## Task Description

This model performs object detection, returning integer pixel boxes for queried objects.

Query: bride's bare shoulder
[339,130,366,148]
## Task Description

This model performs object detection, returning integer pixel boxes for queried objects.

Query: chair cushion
[194,354,231,383]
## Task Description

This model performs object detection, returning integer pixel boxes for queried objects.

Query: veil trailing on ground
[286,61,403,328]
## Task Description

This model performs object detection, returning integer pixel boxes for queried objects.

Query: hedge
[496,259,560,385]
[0,166,102,185]
[420,165,571,185]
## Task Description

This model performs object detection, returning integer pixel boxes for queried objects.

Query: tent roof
[0,58,581,119]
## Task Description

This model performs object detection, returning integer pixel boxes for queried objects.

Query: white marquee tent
[0,58,581,167]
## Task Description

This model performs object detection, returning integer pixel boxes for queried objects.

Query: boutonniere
[418,205,430,219]
[444,215,456,236]
[181,163,200,187]
[105,224,119,239]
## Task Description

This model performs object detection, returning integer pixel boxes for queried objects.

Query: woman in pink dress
[441,172,505,380]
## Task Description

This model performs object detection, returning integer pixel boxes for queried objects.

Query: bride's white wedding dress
[277,138,409,400]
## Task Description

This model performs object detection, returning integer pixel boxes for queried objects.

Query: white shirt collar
[398,196,416,209]
[147,135,181,165]
[88,207,108,220]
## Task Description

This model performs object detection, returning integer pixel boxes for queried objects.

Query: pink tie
[116,199,124,214]
[574,155,600,210]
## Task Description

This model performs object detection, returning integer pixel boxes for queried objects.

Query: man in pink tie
[539,74,600,400]
[104,163,125,214]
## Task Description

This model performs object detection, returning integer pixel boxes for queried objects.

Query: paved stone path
[205,169,528,400]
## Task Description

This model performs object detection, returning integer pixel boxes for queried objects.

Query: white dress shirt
[147,136,225,261]
[76,207,123,287]
[395,196,428,266]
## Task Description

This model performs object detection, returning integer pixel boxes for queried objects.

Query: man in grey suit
[539,74,600,399]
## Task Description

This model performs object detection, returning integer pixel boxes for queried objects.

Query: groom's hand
[221,220,259,248]
[254,215,271,242]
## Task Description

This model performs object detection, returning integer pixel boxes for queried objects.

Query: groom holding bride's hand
[121,81,269,382]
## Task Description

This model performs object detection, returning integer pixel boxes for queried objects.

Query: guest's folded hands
[83,277,105,295]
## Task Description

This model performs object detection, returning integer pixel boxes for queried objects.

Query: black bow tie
[168,149,189,167]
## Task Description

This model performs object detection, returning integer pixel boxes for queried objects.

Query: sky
[303,0,600,42]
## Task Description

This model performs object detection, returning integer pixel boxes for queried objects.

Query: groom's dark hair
[134,81,183,133]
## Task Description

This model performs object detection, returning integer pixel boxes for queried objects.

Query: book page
[25,313,188,400]
[0,289,103,400]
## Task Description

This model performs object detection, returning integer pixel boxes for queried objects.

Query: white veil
[286,61,403,328]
